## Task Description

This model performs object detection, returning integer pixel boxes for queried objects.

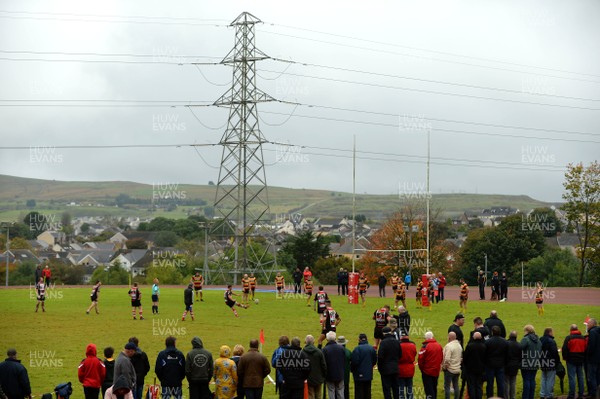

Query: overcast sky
[0,0,598,203]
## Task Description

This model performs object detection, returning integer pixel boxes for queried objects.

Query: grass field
[0,286,597,399]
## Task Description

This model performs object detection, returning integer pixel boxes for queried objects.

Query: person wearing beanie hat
[351,333,377,399]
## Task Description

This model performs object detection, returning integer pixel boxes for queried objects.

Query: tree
[80,223,90,234]
[516,248,579,287]
[155,231,179,247]
[23,212,47,238]
[126,238,147,249]
[562,161,600,286]
[6,237,31,250]
[525,208,563,237]
[280,231,330,272]
[61,212,74,243]
[147,217,176,232]
[91,265,129,285]
[313,257,353,285]
[11,261,37,285]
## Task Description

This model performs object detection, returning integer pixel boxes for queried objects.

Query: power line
[264,22,600,80]
[269,58,600,103]
[258,30,600,85]
[0,49,221,60]
[0,56,215,66]
[258,69,600,111]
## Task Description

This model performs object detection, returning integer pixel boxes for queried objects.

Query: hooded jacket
[302,344,327,386]
[350,340,376,382]
[237,347,271,388]
[78,344,107,389]
[520,333,542,370]
[155,346,186,387]
[114,351,136,390]
[104,375,134,399]
[185,337,213,383]
[130,347,150,387]
[540,333,560,371]
[0,357,31,399]
[418,338,443,377]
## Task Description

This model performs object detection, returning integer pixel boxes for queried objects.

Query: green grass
[0,287,597,398]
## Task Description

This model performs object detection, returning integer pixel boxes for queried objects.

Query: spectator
[418,331,443,399]
[504,331,521,399]
[350,333,376,399]
[586,318,599,399]
[102,347,115,399]
[293,268,303,294]
[0,348,32,399]
[484,326,508,399]
[398,335,417,399]
[128,337,150,399]
[104,375,134,399]
[464,332,486,399]
[337,336,351,399]
[378,272,388,297]
[322,331,346,399]
[477,270,486,300]
[337,268,345,295]
[500,272,508,301]
[114,343,137,391]
[231,344,245,399]
[378,327,401,399]
[437,273,446,301]
[278,337,311,399]
[520,325,542,399]
[78,343,107,399]
[395,306,411,338]
[484,310,507,338]
[341,269,349,296]
[448,314,465,348]
[540,327,559,399]
[214,346,237,399]
[442,332,462,399]
[155,336,186,399]
[237,339,270,399]
[271,336,290,395]
[562,324,587,399]
[468,317,490,343]
[302,335,327,399]
[185,336,213,399]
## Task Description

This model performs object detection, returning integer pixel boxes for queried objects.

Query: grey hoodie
[185,337,213,382]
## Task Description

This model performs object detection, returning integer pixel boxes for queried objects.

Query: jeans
[486,366,505,398]
[353,380,371,399]
[467,373,483,399]
[422,373,438,399]
[380,374,399,399]
[398,378,413,399]
[540,370,556,398]
[567,362,585,398]
[326,380,344,399]
[444,371,459,399]
[189,381,212,399]
[439,287,445,301]
[587,362,599,398]
[504,374,517,399]
[521,369,537,399]
[162,386,183,399]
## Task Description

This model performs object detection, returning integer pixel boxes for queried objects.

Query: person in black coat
[477,270,486,300]
[504,331,521,399]
[337,268,345,295]
[0,348,32,399]
[540,327,560,399]
[586,318,600,399]
[155,336,186,399]
[322,332,346,399]
[378,273,388,298]
[293,268,303,294]
[500,272,508,300]
[279,338,311,399]
[377,327,402,399]
[484,311,507,338]
[468,317,490,344]
[464,332,486,399]
[484,326,508,398]
[129,337,150,399]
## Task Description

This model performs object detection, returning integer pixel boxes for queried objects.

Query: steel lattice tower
[211,12,276,284]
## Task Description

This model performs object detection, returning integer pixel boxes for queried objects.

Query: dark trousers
[379,287,386,297]
[84,387,100,399]
[280,383,304,399]
[354,380,371,399]
[500,287,508,300]
[134,384,144,399]
[521,369,537,399]
[486,366,505,398]
[438,287,445,301]
[399,378,413,399]
[422,373,438,399]
[245,387,263,399]
[588,362,599,397]
[101,383,111,399]
[380,373,399,399]
[189,381,212,399]
[478,285,485,299]
[467,373,483,399]
[162,386,183,399]
[343,284,348,295]
[338,283,343,295]
[294,281,302,294]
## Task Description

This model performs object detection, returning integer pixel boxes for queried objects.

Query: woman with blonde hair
[214,345,237,399]
[231,344,245,399]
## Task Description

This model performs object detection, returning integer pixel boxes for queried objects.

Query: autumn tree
[562,161,600,286]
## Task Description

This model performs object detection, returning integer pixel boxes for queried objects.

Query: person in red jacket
[562,324,587,399]
[437,273,446,302]
[399,335,417,399]
[78,343,107,399]
[418,331,443,399]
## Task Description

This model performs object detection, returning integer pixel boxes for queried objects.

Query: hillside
[0,174,553,221]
